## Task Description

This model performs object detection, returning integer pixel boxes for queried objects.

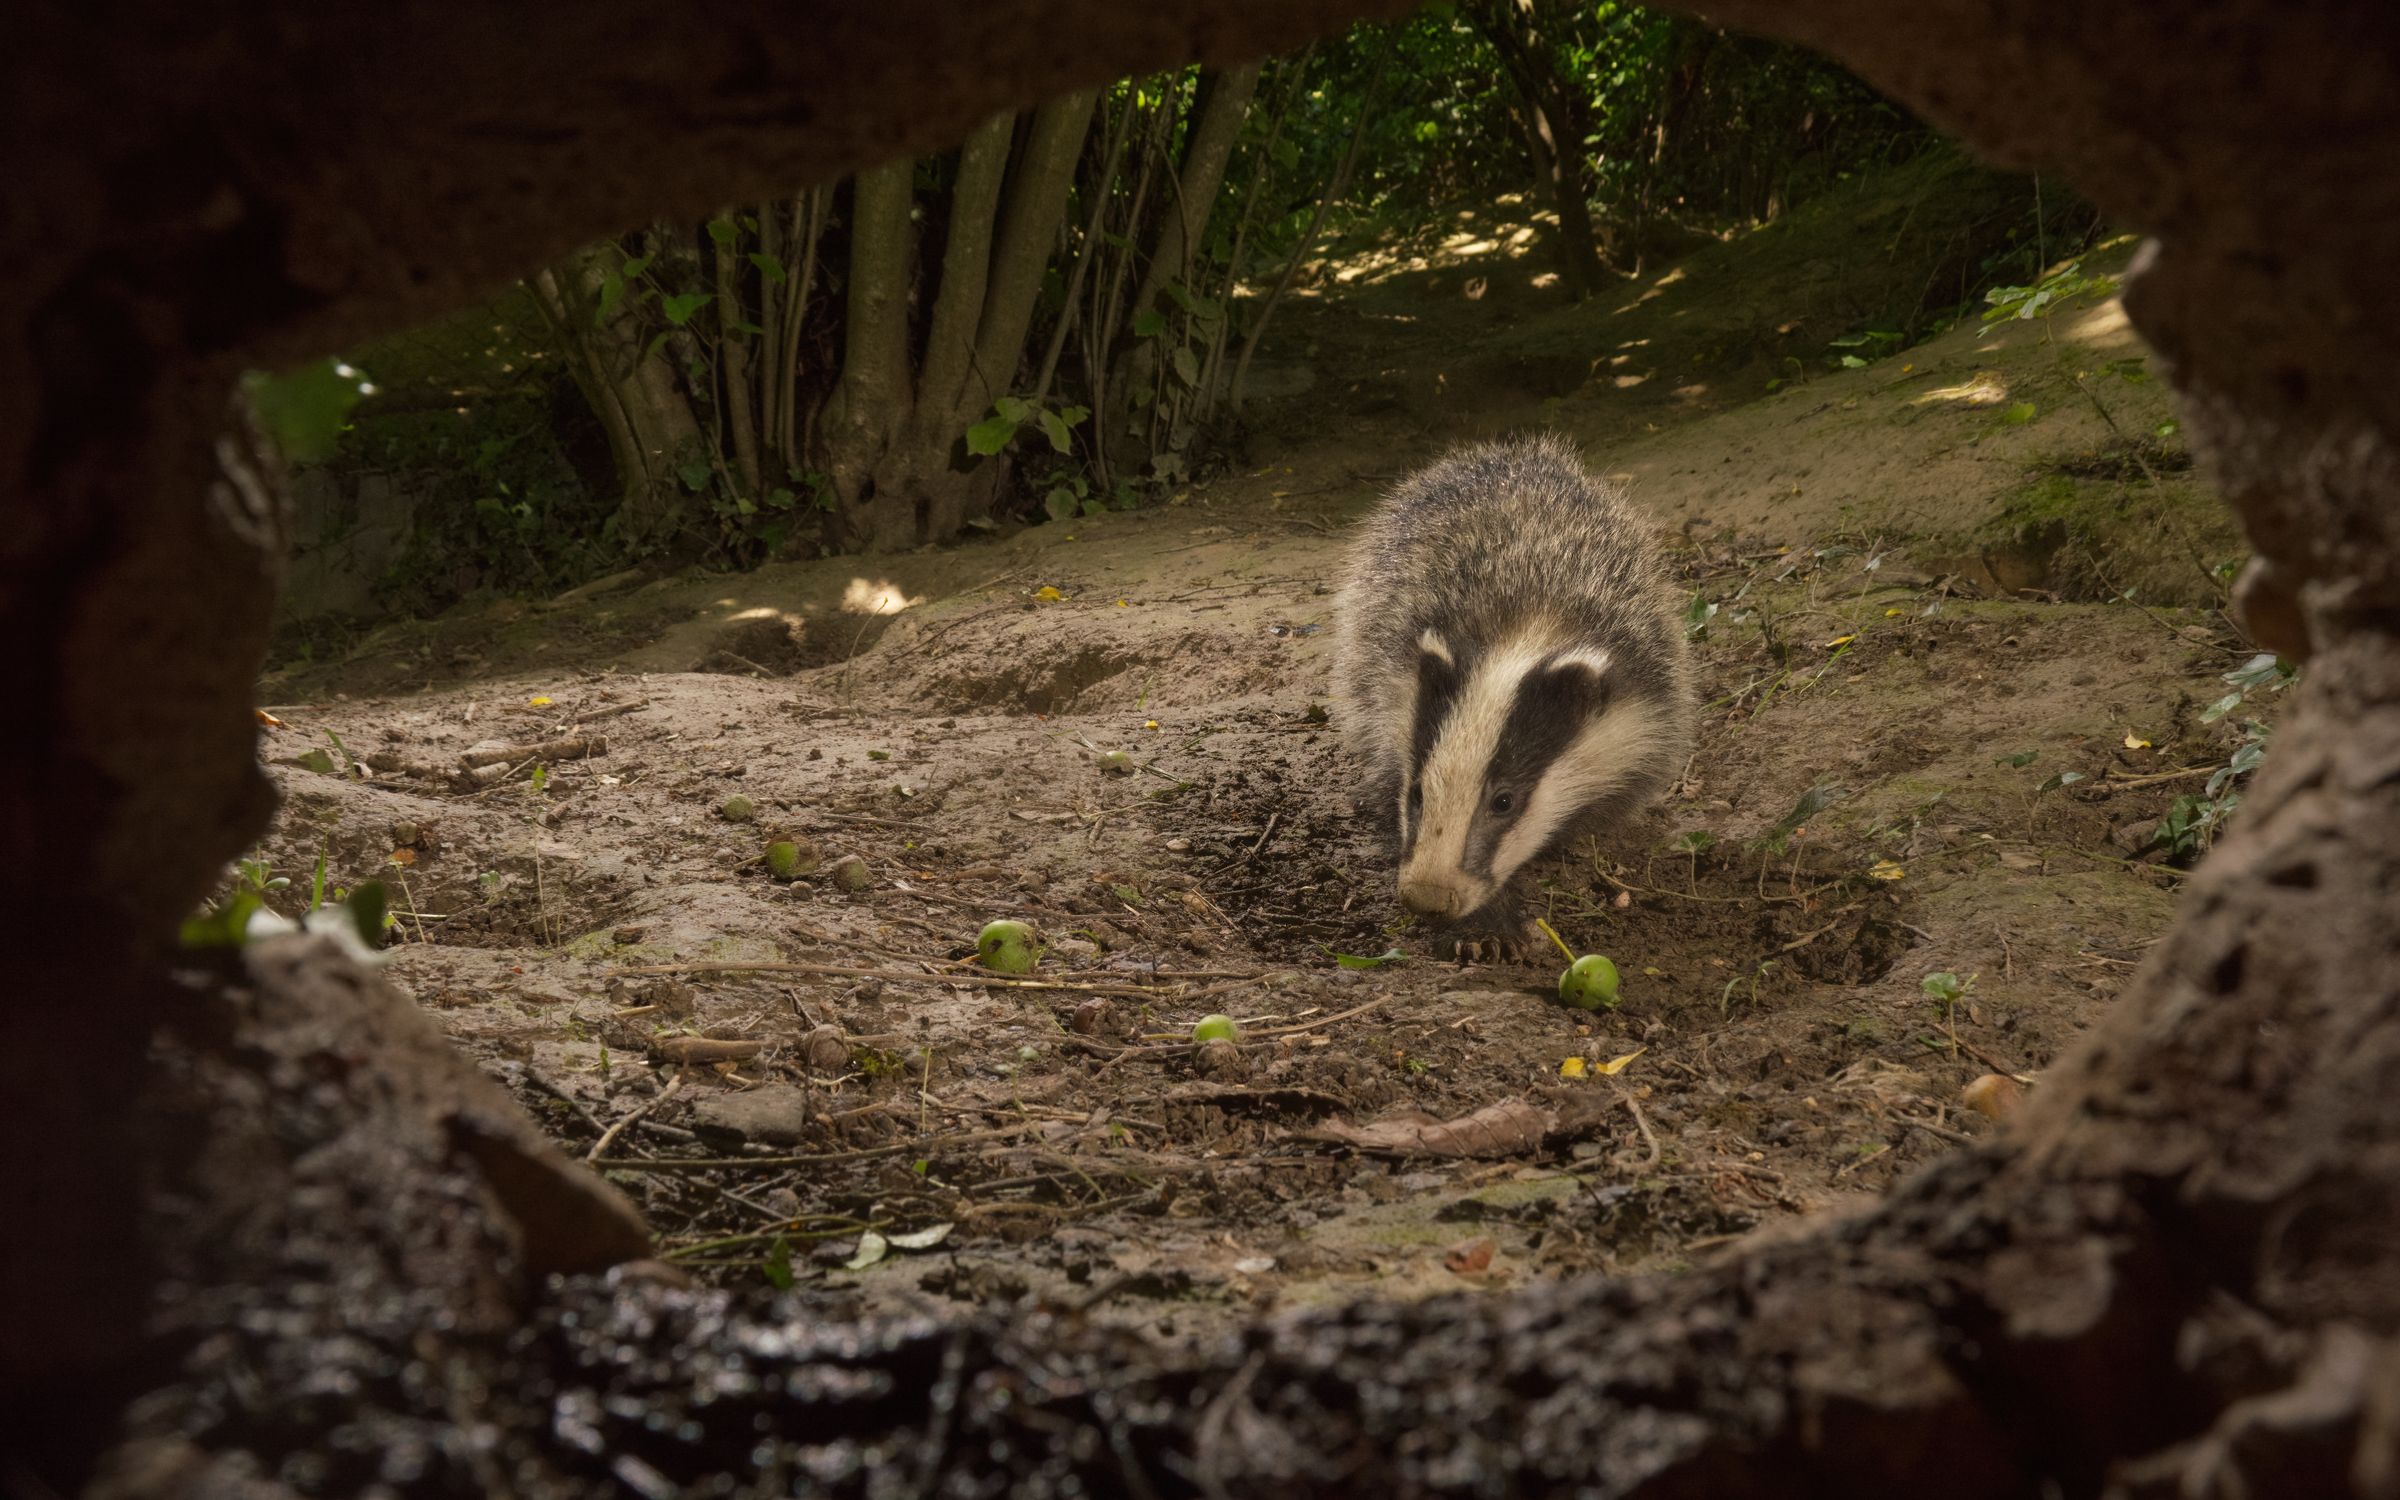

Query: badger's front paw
[1434,929,1538,967]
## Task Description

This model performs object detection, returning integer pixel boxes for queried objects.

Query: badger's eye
[1489,790,1515,816]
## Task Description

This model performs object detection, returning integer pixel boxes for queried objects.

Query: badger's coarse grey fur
[1332,433,1694,930]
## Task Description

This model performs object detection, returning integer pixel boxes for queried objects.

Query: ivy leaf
[1133,310,1169,339]
[345,881,389,950]
[965,414,1017,457]
[661,291,713,327]
[244,360,369,464]
[1171,346,1201,386]
[706,218,738,247]
[1038,408,1073,454]
[748,252,788,284]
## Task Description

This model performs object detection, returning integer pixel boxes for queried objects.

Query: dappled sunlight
[1613,373,1650,388]
[2067,297,2136,346]
[1914,371,2011,406]
[842,577,922,615]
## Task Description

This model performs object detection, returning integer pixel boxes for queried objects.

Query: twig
[587,1073,684,1163]
[595,1120,1047,1172]
[1618,1087,1661,1169]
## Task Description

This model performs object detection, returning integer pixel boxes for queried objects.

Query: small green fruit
[1191,1013,1241,1043]
[1097,749,1134,776]
[976,919,1043,974]
[720,794,756,823]
[1559,954,1621,1010]
[763,834,822,879]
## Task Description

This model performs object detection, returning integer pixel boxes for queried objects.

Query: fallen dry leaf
[1310,1098,1553,1158]
[1443,1236,1497,1275]
[1593,1048,1646,1076]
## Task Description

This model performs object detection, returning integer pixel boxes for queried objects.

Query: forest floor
[250,152,2263,1342]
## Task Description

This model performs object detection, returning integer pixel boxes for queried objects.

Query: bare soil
[247,157,2259,1343]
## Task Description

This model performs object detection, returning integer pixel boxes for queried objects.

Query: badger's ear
[1540,646,1615,715]
[1416,627,1455,667]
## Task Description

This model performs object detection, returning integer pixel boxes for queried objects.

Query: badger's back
[1333,433,1693,819]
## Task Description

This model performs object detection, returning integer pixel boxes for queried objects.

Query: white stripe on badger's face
[1397,636,1556,920]
[1396,634,1670,923]
[1486,703,1677,879]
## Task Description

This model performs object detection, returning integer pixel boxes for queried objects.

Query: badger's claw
[1437,931,1536,966]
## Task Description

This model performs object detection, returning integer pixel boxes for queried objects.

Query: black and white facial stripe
[1396,627,1663,921]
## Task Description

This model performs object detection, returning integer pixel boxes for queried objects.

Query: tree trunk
[1111,62,1260,464]
[1476,0,1609,297]
[534,244,709,554]
[711,221,764,499]
[820,160,917,551]
[871,111,1015,538]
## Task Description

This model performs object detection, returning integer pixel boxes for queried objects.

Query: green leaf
[1171,346,1201,386]
[1038,408,1073,454]
[661,291,713,327]
[706,217,738,247]
[2038,770,2087,792]
[1999,401,2039,425]
[1133,310,1169,339]
[596,271,627,326]
[620,254,652,281]
[1058,405,1090,428]
[763,1235,795,1290]
[346,881,389,948]
[244,360,369,465]
[2198,690,2245,724]
[641,330,673,363]
[295,749,337,774]
[181,890,262,949]
[1333,947,1406,969]
[1045,487,1079,523]
[677,457,713,491]
[965,414,1017,457]
[1764,784,1844,846]
[994,395,1032,423]
[748,252,788,284]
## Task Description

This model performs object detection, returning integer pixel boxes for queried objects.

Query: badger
[1332,433,1694,950]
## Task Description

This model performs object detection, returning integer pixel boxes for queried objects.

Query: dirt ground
[246,155,2263,1342]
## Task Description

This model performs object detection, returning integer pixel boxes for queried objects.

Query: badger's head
[1395,626,1668,924]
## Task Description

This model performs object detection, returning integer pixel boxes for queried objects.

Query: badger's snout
[1397,855,1492,923]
